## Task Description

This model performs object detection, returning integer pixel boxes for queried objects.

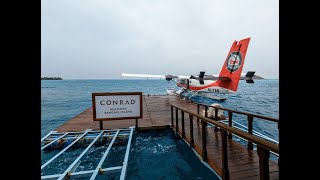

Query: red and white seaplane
[122,37,257,101]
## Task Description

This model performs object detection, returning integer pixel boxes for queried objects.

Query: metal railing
[170,103,279,180]
[41,128,134,180]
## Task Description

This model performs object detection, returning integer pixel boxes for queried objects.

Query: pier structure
[55,95,279,180]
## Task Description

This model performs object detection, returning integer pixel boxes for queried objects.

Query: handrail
[171,104,279,153]
[194,102,279,122]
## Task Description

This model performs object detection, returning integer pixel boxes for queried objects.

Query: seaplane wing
[121,73,190,80]
[121,73,166,79]
[122,71,255,82]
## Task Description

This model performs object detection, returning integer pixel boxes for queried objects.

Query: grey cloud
[42,0,278,79]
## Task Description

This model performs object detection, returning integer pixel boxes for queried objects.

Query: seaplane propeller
[165,75,178,81]
[199,71,205,85]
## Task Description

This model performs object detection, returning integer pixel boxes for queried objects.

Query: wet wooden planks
[55,95,278,179]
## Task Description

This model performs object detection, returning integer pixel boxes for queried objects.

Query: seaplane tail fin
[216,37,251,92]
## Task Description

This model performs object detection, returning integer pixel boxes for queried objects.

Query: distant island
[41,77,63,80]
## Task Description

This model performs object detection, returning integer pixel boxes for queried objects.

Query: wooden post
[203,106,208,126]
[189,115,194,148]
[214,108,219,132]
[228,111,233,139]
[181,111,185,138]
[248,116,253,150]
[221,129,230,180]
[257,145,270,180]
[99,121,103,130]
[171,106,174,127]
[175,108,179,133]
[201,121,207,161]
[205,106,208,117]
[197,104,200,124]
[135,119,138,130]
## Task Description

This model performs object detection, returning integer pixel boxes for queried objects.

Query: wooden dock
[55,95,279,180]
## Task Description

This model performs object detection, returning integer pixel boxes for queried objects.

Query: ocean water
[41,79,279,139]
[126,129,219,180]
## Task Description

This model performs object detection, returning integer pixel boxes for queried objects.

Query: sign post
[92,92,143,130]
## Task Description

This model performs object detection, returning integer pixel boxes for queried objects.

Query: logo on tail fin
[226,52,242,73]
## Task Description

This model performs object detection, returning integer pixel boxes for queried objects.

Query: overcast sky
[41,0,278,79]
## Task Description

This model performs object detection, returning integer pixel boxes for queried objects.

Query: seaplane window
[189,80,191,84]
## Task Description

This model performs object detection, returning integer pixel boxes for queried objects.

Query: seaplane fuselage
[176,79,235,94]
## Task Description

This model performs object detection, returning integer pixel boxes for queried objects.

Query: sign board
[92,92,142,121]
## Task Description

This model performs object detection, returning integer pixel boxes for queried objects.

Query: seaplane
[121,37,257,101]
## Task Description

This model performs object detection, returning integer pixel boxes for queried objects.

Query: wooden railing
[195,102,279,122]
[195,102,279,150]
[170,103,279,180]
